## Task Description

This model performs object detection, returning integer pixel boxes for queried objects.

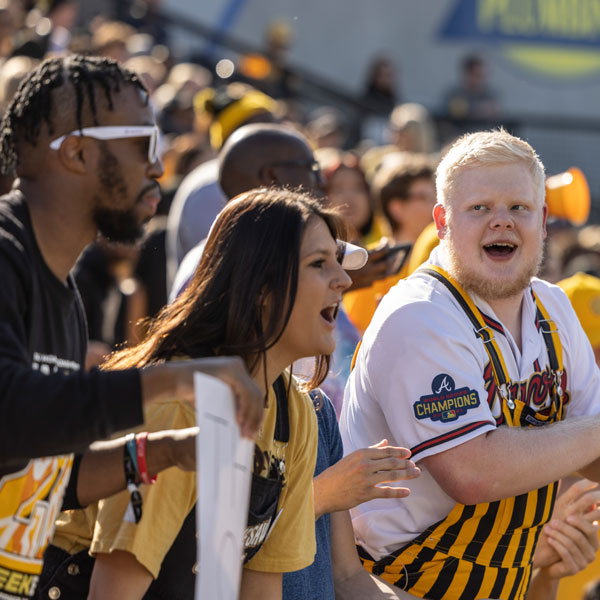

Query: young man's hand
[141,356,263,439]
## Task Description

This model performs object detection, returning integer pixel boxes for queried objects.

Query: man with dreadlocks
[0,54,261,600]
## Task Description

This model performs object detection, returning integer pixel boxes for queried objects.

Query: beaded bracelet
[123,434,143,523]
[136,431,157,485]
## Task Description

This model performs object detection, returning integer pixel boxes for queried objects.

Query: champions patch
[414,374,480,423]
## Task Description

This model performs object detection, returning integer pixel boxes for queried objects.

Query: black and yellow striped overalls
[358,266,567,600]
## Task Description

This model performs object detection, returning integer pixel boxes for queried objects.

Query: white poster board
[194,372,254,599]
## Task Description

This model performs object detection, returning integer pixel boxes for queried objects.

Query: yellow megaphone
[545,167,590,226]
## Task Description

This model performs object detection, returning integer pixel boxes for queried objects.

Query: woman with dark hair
[40,188,362,599]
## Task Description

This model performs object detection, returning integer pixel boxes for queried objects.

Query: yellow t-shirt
[244,373,317,572]
[52,398,195,578]
[405,221,440,276]
[52,372,317,578]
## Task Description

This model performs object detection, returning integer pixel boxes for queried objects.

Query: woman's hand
[314,439,421,518]
[527,506,599,600]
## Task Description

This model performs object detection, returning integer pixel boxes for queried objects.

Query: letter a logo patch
[434,375,453,394]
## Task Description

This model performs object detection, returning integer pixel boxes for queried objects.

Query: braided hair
[0,54,148,175]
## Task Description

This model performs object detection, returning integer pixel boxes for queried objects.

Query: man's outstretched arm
[420,415,600,506]
[0,355,262,464]
[75,427,197,507]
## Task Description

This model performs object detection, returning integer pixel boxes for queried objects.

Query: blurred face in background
[387,176,436,244]
[326,166,371,239]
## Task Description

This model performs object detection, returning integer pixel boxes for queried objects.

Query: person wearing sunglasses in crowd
[0,55,262,600]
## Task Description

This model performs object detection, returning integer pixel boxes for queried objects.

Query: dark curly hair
[0,53,147,175]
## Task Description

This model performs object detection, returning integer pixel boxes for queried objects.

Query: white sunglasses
[49,125,160,163]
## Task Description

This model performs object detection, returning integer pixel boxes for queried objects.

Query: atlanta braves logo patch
[414,374,480,423]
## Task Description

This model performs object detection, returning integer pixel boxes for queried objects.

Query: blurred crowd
[0,1,506,365]
[0,0,583,391]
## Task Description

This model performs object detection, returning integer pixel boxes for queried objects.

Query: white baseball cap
[339,240,368,270]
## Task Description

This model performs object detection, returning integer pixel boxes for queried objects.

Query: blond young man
[340,130,600,600]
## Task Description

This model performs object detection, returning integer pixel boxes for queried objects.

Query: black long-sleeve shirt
[0,191,144,599]
[0,191,144,465]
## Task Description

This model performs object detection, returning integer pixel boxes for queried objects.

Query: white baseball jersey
[339,245,600,560]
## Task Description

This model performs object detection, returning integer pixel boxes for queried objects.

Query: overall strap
[532,289,566,418]
[420,265,514,406]
[532,289,563,373]
[350,340,361,371]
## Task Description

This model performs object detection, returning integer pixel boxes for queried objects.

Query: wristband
[136,432,157,485]
[125,434,139,482]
